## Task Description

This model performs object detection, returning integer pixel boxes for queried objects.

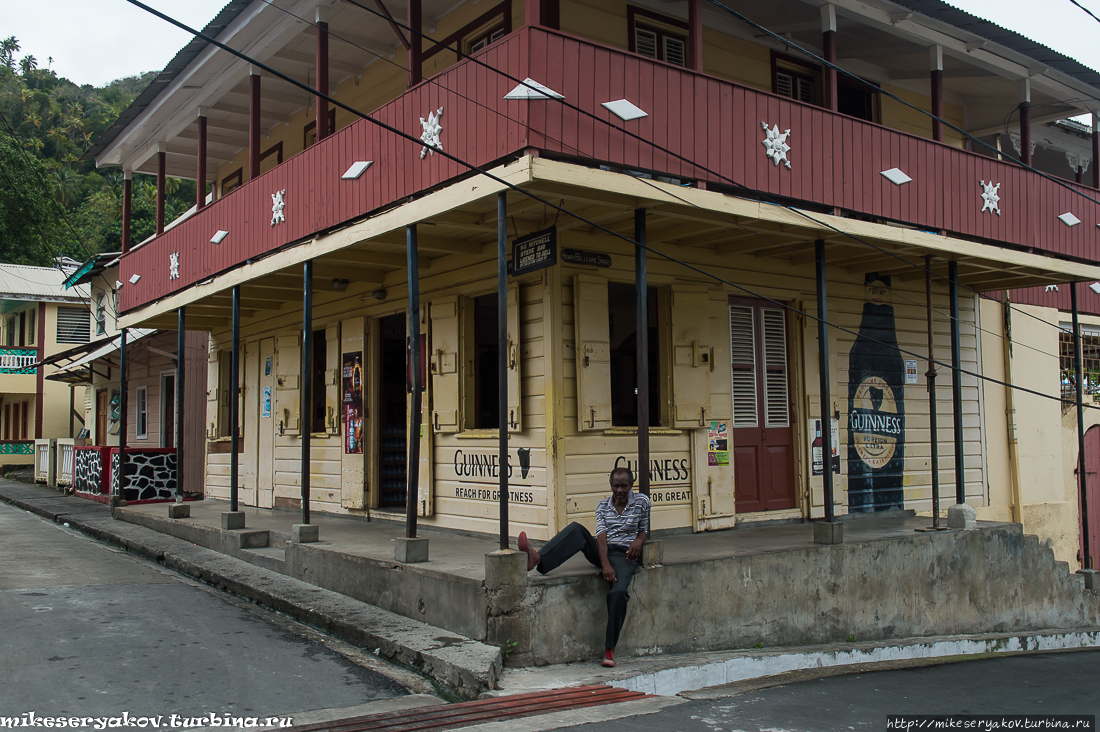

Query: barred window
[1059,329,1100,399]
[56,307,90,344]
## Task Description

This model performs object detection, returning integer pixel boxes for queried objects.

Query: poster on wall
[846,273,905,512]
[342,351,363,454]
[810,418,841,476]
[707,421,729,466]
[261,386,272,418]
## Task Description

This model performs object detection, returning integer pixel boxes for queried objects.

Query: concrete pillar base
[1077,568,1100,590]
[221,511,246,530]
[814,521,844,545]
[395,536,429,563]
[109,495,127,509]
[168,503,190,519]
[642,540,664,567]
[947,503,977,530]
[292,524,319,543]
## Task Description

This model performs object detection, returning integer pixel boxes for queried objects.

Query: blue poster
[261,386,272,418]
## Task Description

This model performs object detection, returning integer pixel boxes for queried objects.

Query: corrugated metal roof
[0,263,89,302]
[81,0,254,164]
[891,0,1100,90]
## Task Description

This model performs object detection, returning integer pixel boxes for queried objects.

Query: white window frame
[95,294,107,336]
[135,386,148,440]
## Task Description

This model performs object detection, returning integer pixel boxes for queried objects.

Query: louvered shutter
[324,325,340,434]
[776,72,794,99]
[796,78,816,104]
[671,285,714,428]
[664,36,686,66]
[574,275,612,431]
[430,297,461,433]
[762,308,790,427]
[729,305,758,427]
[275,333,301,436]
[635,28,659,59]
[207,345,220,439]
[56,307,90,344]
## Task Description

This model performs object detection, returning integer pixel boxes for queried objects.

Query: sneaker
[518,531,536,571]
[601,648,615,668]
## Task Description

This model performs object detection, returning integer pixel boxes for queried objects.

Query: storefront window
[608,282,661,427]
[311,330,328,433]
[472,294,500,429]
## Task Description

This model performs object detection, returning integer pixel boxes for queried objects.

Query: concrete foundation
[948,503,977,530]
[1078,569,1100,590]
[642,540,664,567]
[395,537,429,563]
[221,511,245,530]
[813,521,844,545]
[168,503,190,519]
[293,524,319,544]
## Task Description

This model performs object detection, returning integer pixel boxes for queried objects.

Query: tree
[0,132,58,265]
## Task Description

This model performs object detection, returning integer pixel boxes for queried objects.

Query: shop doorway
[1082,426,1100,570]
[257,338,275,509]
[161,373,175,448]
[729,299,796,513]
[95,389,108,446]
[377,313,408,508]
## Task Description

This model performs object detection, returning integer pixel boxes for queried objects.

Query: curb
[0,482,501,700]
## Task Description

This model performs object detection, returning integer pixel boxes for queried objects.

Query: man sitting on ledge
[518,466,650,668]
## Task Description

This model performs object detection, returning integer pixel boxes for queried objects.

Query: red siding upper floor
[119,25,1100,313]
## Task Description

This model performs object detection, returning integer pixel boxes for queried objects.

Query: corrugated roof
[891,0,1100,91]
[0,263,89,302]
[81,0,254,164]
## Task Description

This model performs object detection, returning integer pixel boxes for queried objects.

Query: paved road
[0,501,409,722]
[562,651,1100,731]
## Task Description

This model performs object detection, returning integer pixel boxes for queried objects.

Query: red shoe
[601,648,615,667]
[518,531,536,571]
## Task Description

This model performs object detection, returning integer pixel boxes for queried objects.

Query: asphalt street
[0,501,410,722]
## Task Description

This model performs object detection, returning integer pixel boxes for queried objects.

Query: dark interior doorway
[378,313,408,508]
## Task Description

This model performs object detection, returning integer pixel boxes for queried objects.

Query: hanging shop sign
[562,249,612,268]
[511,227,557,276]
[343,351,364,454]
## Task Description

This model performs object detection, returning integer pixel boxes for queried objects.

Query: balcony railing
[0,348,37,374]
[120,26,1100,314]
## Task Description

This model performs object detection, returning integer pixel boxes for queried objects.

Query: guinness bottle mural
[847,274,905,511]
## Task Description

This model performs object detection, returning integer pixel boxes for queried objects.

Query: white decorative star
[1045,284,1059,292]
[979,180,1001,216]
[420,106,444,159]
[270,189,286,227]
[761,122,792,169]
[168,252,180,281]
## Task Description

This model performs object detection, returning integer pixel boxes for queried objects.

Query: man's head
[609,466,633,502]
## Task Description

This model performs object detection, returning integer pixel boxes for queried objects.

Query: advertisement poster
[342,351,363,454]
[707,421,729,466]
[261,386,271,418]
[810,418,841,475]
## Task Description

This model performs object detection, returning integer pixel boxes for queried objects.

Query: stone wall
[73,447,107,496]
[111,450,177,502]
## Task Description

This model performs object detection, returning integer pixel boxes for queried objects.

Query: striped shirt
[595,491,651,547]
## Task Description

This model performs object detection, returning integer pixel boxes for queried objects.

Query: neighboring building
[86,0,1100,565]
[0,262,90,466]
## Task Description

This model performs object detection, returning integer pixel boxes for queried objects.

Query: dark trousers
[536,522,638,649]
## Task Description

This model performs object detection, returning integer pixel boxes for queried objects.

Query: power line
[1068,0,1100,26]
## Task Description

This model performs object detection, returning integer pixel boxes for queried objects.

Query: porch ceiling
[120,156,1100,331]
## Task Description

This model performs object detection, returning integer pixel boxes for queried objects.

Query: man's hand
[626,534,646,561]
[601,562,617,584]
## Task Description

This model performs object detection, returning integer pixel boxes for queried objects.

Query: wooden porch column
[196,110,208,210]
[635,209,650,497]
[122,170,132,254]
[821,5,838,112]
[315,7,330,142]
[407,0,422,88]
[525,0,560,28]
[1019,79,1031,167]
[948,261,965,505]
[118,329,129,503]
[930,45,944,143]
[155,143,166,236]
[176,306,185,499]
[249,66,261,179]
[688,0,703,72]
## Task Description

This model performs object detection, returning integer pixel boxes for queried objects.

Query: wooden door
[257,339,275,509]
[729,300,796,513]
[162,375,175,447]
[1082,426,1100,570]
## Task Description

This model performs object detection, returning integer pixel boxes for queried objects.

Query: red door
[730,299,796,513]
[1081,426,1100,569]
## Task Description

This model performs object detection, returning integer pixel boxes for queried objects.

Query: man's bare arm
[626,531,647,561]
[597,532,616,583]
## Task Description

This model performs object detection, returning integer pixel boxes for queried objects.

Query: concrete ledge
[168,503,190,519]
[221,511,246,530]
[293,524,320,544]
[395,537,429,563]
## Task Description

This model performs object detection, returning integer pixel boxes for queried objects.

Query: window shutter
[670,285,715,428]
[417,306,434,517]
[573,274,612,431]
[275,333,301,436]
[664,36,686,66]
[56,307,90,344]
[430,296,461,433]
[324,325,340,434]
[206,346,220,439]
[707,292,733,422]
[729,305,758,427]
[761,308,790,427]
[796,78,815,104]
[507,284,523,432]
[635,28,659,59]
[776,72,794,99]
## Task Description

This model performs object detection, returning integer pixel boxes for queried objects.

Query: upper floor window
[27,309,35,346]
[304,110,337,149]
[259,142,283,175]
[95,294,107,336]
[773,52,878,122]
[135,386,148,440]
[221,168,243,197]
[629,6,687,67]
[5,317,13,347]
[776,67,817,105]
[468,26,504,53]
[56,307,90,345]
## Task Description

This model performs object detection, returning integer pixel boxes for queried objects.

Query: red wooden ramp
[284,685,651,732]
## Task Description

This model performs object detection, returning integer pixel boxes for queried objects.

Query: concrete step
[239,546,286,574]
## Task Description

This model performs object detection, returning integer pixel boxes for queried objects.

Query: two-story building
[86,0,1100,565]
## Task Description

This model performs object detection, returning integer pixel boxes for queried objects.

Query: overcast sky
[0,0,1098,88]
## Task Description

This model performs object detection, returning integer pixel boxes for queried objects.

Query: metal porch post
[406,225,422,538]
[930,46,944,143]
[948,260,965,505]
[249,67,261,179]
[118,328,128,503]
[924,257,942,529]
[301,262,312,524]
[122,171,132,254]
[230,286,240,512]
[497,193,510,548]
[1072,282,1092,569]
[407,0,422,88]
[315,8,330,142]
[815,240,837,525]
[196,113,207,210]
[155,146,166,236]
[636,209,650,496]
[176,306,185,499]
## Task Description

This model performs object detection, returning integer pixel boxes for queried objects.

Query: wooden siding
[1008,285,1100,318]
[121,26,1100,313]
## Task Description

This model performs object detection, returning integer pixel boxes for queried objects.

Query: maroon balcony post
[688,0,703,72]
[122,170,132,254]
[155,144,166,236]
[1093,111,1099,190]
[1019,80,1031,167]
[930,45,943,143]
[408,0,422,88]
[316,8,330,142]
[821,4,838,113]
[196,111,208,210]
[250,66,261,179]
